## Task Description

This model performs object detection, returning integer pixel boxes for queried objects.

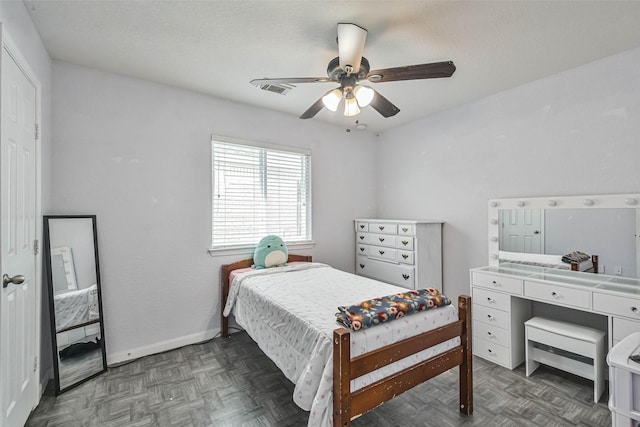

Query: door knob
[534,230,540,235]
[3,274,25,288]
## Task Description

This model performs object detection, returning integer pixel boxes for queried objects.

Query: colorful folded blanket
[335,288,451,331]
[561,251,591,264]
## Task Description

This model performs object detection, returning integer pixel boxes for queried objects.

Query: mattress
[54,284,99,332]
[223,263,459,427]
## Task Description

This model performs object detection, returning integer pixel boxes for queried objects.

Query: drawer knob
[402,274,410,280]
[379,226,385,230]
[402,240,409,246]
[360,225,365,229]
[379,250,385,255]
[551,291,559,298]
[359,248,365,252]
[632,307,638,314]
[402,254,409,259]
[487,331,493,337]
[402,227,408,232]
[487,297,494,303]
[487,349,493,354]
[379,237,385,242]
[359,236,365,240]
[359,264,365,269]
[491,280,500,287]
[487,314,494,320]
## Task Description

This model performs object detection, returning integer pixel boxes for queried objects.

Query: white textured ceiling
[24,0,640,133]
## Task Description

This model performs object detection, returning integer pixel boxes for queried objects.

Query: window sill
[208,241,316,257]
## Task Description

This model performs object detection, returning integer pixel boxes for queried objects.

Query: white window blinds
[211,137,312,248]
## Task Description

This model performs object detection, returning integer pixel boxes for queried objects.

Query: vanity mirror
[43,215,107,394]
[488,194,640,278]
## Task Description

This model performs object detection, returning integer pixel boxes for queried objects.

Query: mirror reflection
[44,215,107,394]
[498,208,637,278]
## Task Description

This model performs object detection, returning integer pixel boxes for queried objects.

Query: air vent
[256,83,295,95]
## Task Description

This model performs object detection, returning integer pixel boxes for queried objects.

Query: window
[211,136,312,250]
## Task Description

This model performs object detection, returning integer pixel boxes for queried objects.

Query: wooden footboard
[333,295,473,426]
[220,254,312,338]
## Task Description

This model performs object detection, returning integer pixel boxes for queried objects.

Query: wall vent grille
[257,83,295,95]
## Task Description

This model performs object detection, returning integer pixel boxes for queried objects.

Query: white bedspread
[223,263,459,427]
[54,284,99,332]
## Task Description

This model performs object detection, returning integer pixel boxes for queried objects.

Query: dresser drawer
[396,237,414,250]
[355,221,369,232]
[474,320,510,347]
[473,337,510,367]
[398,223,415,236]
[472,272,523,295]
[524,281,590,309]
[397,250,414,265]
[474,304,510,330]
[593,292,640,320]
[472,287,510,311]
[369,222,398,234]
[367,246,398,263]
[612,317,640,342]
[366,233,396,248]
[356,258,415,289]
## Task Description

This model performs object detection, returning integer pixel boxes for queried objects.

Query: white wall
[376,47,640,299]
[50,61,377,364]
[0,0,53,393]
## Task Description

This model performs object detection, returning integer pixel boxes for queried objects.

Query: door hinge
[33,239,39,256]
[33,357,38,372]
[34,123,39,140]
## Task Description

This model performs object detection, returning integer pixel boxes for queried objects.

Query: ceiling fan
[250,23,456,120]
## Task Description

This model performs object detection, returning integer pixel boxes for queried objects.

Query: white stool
[525,317,605,403]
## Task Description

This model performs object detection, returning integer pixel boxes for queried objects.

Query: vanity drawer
[524,281,590,309]
[473,337,510,367]
[474,320,510,348]
[398,224,415,236]
[472,287,510,311]
[593,293,640,320]
[356,258,415,289]
[369,222,397,234]
[355,221,369,232]
[612,317,640,342]
[397,250,414,265]
[474,304,510,330]
[472,272,523,295]
[396,237,414,250]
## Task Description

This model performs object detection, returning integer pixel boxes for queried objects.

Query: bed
[498,250,598,272]
[221,255,472,426]
[54,284,100,333]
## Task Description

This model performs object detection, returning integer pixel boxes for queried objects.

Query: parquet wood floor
[26,331,612,426]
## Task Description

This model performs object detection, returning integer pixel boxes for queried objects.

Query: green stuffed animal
[252,235,288,269]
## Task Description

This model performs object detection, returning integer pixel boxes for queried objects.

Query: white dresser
[470,263,640,369]
[355,219,443,291]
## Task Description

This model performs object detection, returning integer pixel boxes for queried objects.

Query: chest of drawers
[355,219,443,291]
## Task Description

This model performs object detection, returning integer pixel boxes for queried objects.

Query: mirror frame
[488,193,640,277]
[43,215,107,394]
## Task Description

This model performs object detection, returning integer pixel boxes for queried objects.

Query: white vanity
[472,193,640,369]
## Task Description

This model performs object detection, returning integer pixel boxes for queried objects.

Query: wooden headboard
[220,254,312,338]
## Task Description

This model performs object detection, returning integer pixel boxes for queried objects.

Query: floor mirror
[43,215,107,394]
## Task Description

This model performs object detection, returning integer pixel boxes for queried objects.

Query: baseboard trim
[107,328,220,366]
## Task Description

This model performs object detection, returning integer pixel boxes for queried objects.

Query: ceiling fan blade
[337,23,367,74]
[250,77,334,86]
[299,97,326,119]
[369,89,400,118]
[367,61,456,83]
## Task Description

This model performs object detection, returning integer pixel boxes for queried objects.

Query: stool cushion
[525,317,605,343]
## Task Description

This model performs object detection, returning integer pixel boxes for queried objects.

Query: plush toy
[252,235,288,269]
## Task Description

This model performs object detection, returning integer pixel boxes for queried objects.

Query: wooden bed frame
[220,255,473,426]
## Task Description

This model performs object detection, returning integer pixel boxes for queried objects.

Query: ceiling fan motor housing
[327,56,370,81]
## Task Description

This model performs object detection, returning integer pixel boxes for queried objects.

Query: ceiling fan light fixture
[344,92,360,117]
[322,88,343,112]
[353,85,374,107]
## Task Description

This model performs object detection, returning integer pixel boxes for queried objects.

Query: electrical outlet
[615,266,623,275]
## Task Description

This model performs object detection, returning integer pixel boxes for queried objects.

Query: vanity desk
[470,263,640,369]
[474,192,640,370]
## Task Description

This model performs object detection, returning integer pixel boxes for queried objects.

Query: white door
[1,39,39,427]
[499,209,544,254]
